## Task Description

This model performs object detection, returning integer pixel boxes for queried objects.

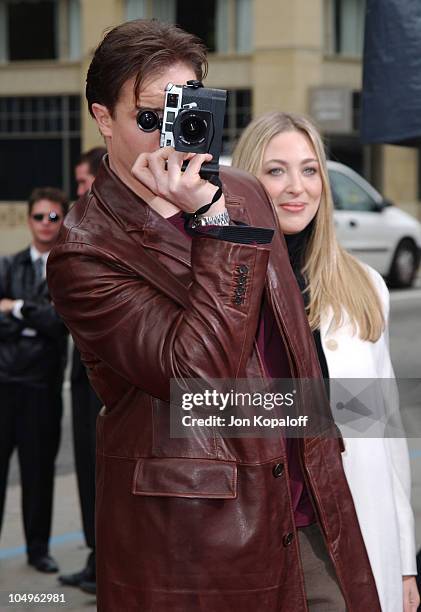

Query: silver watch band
[191,210,230,228]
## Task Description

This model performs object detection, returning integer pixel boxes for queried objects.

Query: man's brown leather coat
[47,161,380,611]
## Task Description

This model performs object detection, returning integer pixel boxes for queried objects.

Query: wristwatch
[190,210,230,228]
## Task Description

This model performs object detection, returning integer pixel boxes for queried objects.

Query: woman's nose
[285,171,304,195]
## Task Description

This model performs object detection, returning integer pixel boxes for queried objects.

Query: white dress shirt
[11,246,50,336]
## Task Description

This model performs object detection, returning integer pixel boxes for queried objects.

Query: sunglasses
[31,212,62,223]
[136,109,163,133]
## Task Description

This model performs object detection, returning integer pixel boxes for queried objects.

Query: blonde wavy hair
[232,111,384,341]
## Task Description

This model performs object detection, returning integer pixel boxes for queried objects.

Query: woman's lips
[278,203,306,212]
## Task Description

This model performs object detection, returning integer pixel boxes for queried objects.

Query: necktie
[33,257,44,284]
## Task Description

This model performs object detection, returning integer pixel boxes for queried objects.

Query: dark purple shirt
[256,294,315,527]
[168,212,315,526]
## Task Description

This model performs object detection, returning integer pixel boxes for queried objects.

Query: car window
[328,170,378,212]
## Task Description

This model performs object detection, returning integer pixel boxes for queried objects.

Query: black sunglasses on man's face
[31,212,62,223]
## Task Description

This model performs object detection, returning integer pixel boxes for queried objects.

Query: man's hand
[0,298,16,313]
[403,576,420,612]
[131,147,226,216]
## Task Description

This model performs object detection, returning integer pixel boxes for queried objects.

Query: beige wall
[253,0,323,116]
[382,146,419,218]
[80,0,125,149]
[0,0,420,223]
[0,62,80,96]
[322,57,361,89]
[206,55,251,89]
[0,204,30,255]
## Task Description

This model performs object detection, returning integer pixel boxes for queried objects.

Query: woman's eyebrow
[265,157,319,165]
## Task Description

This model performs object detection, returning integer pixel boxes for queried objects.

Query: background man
[0,187,68,573]
[74,147,106,198]
[58,147,106,594]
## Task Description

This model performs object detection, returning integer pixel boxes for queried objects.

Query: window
[0,0,81,62]
[222,89,252,154]
[329,170,377,212]
[126,0,147,20]
[324,0,366,57]
[7,0,57,60]
[176,0,216,52]
[126,0,214,45]
[68,0,81,60]
[0,96,81,200]
[235,0,252,53]
[126,0,252,54]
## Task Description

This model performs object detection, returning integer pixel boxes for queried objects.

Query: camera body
[160,80,227,177]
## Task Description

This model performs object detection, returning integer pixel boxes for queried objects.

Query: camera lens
[137,109,161,132]
[179,114,207,145]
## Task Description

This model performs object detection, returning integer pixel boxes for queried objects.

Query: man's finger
[166,150,188,185]
[182,153,213,179]
[131,154,157,192]
[148,148,169,178]
[132,147,173,175]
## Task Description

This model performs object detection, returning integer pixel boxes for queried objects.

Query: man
[74,147,106,198]
[47,20,381,611]
[58,147,106,594]
[0,187,68,573]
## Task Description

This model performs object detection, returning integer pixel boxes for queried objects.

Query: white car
[220,157,421,287]
[328,161,421,288]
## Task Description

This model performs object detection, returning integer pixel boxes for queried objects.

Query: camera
[160,80,227,177]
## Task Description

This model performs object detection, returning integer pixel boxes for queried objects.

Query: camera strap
[182,175,223,231]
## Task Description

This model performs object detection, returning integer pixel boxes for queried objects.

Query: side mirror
[373,198,393,213]
[382,198,394,208]
[372,202,385,213]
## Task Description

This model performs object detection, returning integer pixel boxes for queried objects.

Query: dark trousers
[71,349,102,551]
[299,523,347,611]
[0,382,62,560]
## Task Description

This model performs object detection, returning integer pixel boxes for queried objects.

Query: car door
[329,168,393,275]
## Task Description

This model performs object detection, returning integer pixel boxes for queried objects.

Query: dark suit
[70,347,102,551]
[0,248,67,560]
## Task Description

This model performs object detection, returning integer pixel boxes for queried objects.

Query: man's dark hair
[86,19,208,118]
[78,146,107,175]
[28,187,69,216]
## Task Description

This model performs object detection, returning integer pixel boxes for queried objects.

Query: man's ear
[91,103,113,138]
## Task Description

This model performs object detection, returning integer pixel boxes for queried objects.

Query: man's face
[93,63,197,190]
[75,162,95,197]
[28,199,64,249]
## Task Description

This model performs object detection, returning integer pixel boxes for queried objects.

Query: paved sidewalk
[0,472,96,611]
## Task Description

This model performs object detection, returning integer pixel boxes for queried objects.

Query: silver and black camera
[160,80,227,177]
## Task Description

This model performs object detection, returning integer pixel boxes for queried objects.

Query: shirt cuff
[12,299,24,320]
[190,225,274,245]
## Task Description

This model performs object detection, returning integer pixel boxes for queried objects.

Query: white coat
[320,265,417,612]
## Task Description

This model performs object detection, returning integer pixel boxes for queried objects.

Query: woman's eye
[303,167,317,176]
[268,167,283,176]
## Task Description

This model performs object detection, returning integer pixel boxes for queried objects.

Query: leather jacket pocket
[132,457,237,499]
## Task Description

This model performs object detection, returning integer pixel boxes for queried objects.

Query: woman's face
[257,130,322,235]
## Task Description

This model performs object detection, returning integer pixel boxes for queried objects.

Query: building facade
[0,0,419,252]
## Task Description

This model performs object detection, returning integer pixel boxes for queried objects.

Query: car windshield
[329,170,378,212]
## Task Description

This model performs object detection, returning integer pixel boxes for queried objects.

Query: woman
[232,111,419,612]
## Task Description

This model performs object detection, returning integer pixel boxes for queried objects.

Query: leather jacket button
[326,339,338,351]
[283,532,294,547]
[272,463,284,478]
[237,264,249,274]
